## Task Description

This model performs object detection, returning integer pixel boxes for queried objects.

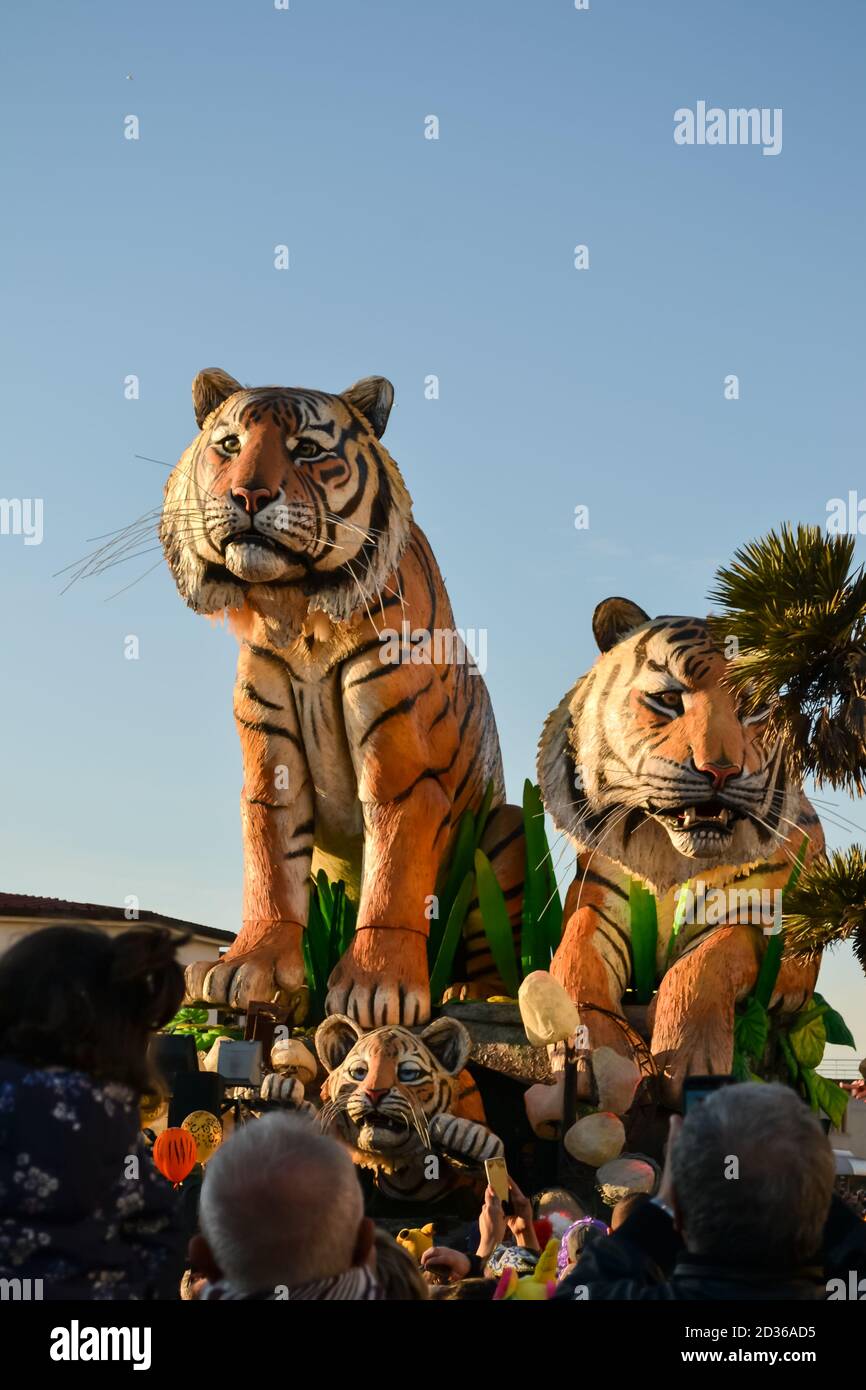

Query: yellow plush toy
[492,1239,559,1300]
[396,1224,435,1262]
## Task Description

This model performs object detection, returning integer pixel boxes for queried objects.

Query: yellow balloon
[182,1109,223,1163]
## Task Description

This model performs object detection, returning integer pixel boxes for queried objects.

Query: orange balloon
[153,1126,198,1187]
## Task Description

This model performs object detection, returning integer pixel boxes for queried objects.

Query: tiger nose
[232,486,275,515]
[365,1088,388,1105]
[694,759,740,789]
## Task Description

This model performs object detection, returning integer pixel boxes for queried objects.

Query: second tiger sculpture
[537,597,825,1106]
[162,369,523,1025]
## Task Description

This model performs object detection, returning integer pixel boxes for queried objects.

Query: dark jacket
[0,1060,188,1299]
[555,1197,845,1301]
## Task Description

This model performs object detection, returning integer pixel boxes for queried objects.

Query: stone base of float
[439,1001,554,1084]
[439,999,653,1084]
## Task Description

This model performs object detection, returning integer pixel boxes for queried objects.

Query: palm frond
[707,524,866,790]
[782,845,866,971]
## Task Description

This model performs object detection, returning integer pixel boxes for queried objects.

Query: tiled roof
[0,892,234,943]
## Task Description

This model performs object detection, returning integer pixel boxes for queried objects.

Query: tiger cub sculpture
[315,1014,503,1202]
[162,369,523,1025]
[537,597,825,1106]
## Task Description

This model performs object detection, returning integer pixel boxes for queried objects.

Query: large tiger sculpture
[537,597,825,1106]
[162,369,523,1025]
[315,1014,503,1201]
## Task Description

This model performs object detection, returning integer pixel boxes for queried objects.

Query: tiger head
[160,370,412,640]
[315,1014,470,1170]
[538,597,798,895]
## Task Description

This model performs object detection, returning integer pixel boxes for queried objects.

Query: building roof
[0,893,234,944]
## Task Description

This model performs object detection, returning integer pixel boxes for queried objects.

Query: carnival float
[123,371,865,1223]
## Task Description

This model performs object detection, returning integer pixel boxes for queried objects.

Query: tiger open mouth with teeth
[535,596,824,1104]
[546,598,798,889]
[647,798,742,853]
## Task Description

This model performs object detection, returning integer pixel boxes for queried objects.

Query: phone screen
[682,1075,737,1113]
[484,1156,511,1211]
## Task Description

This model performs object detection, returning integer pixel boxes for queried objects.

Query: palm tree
[783,846,866,973]
[708,524,866,791]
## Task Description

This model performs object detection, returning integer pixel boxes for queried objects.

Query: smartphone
[682,1074,737,1114]
[484,1156,512,1214]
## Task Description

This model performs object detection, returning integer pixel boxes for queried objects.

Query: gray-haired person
[191,1112,381,1300]
[556,1082,860,1300]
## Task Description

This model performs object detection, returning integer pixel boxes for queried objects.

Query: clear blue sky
[2,0,864,1054]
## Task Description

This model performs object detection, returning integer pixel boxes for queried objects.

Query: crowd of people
[1,925,865,1302]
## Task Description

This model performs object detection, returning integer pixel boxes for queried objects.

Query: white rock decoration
[595,1155,659,1206]
[591,1047,641,1115]
[564,1111,626,1167]
[270,1037,318,1085]
[524,1076,565,1139]
[202,1037,227,1073]
[518,971,580,1048]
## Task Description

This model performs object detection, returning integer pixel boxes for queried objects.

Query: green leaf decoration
[302,931,320,1018]
[429,872,476,1005]
[628,879,657,1004]
[473,781,495,851]
[789,1012,827,1071]
[172,1006,209,1025]
[316,869,334,918]
[431,806,477,966]
[666,881,692,965]
[778,1030,800,1085]
[813,993,857,1049]
[803,1070,850,1129]
[303,889,326,1015]
[340,886,357,956]
[753,933,784,1011]
[754,835,809,1009]
[734,996,770,1062]
[542,859,563,955]
[475,848,520,998]
[520,780,558,974]
[328,879,343,960]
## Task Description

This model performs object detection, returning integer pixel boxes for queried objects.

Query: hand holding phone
[484,1156,512,1215]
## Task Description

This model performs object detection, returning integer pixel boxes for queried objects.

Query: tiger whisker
[104,558,166,601]
[344,557,383,636]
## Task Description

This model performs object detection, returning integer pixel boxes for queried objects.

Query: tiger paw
[184,923,305,1011]
[440,981,489,1004]
[326,926,430,1027]
[259,1073,305,1106]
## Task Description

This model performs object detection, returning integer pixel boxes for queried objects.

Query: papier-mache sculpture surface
[536,597,825,1108]
[315,1014,503,1201]
[161,369,524,1025]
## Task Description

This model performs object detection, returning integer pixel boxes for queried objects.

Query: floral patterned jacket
[0,1060,187,1299]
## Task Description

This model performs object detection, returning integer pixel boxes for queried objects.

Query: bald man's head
[199,1113,367,1295]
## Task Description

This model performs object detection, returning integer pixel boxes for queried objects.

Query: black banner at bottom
[3,1296,861,1376]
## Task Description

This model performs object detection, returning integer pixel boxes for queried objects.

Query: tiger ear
[192,368,244,429]
[592,597,650,653]
[341,376,394,438]
[315,1014,363,1073]
[419,1016,470,1076]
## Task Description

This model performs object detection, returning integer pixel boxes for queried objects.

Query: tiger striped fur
[162,370,524,1025]
[537,597,825,1105]
[316,1013,502,1201]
